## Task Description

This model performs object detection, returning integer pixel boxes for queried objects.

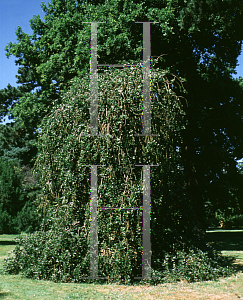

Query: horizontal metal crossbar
[79,276,108,279]
[98,64,123,67]
[98,207,143,211]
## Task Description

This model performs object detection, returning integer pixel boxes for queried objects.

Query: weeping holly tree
[4,62,234,284]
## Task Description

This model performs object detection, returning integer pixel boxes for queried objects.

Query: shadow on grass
[234,263,243,273]
[0,292,11,299]
[206,230,243,251]
[206,230,243,274]
[219,253,243,272]
[0,241,16,246]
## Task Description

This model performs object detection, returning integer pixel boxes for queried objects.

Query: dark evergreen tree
[0,124,40,233]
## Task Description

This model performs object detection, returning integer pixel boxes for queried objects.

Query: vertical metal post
[80,21,159,281]
[142,22,151,136]
[90,165,98,279]
[90,22,98,136]
[142,165,151,279]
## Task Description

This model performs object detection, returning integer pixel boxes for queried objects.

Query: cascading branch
[36,62,185,207]
[34,62,186,282]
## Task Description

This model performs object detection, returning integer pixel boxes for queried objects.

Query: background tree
[1,0,243,229]
[0,122,37,165]
[0,124,40,233]
[0,158,24,233]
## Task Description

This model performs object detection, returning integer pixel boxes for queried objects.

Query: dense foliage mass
[4,65,235,283]
[1,0,243,285]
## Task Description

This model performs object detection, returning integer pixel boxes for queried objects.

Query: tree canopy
[2,0,242,228]
[2,0,243,283]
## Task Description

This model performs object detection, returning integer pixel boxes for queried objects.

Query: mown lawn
[0,231,243,300]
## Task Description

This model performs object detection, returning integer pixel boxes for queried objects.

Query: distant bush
[14,200,41,233]
[0,201,40,234]
[0,158,41,234]
[0,203,14,234]
[206,210,243,229]
[224,215,243,229]
[0,158,25,233]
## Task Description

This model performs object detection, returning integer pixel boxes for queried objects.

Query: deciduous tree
[1,0,243,229]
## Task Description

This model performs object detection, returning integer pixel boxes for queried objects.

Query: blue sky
[0,0,242,163]
[0,0,49,90]
[0,0,243,90]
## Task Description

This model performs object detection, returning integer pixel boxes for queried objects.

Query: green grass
[0,232,243,300]
[0,235,18,274]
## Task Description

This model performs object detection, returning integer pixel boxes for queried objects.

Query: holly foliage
[35,64,186,282]
[4,64,235,283]
[2,0,243,283]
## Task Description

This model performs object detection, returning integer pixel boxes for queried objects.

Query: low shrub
[156,247,234,283]
[3,227,90,283]
[4,229,235,285]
